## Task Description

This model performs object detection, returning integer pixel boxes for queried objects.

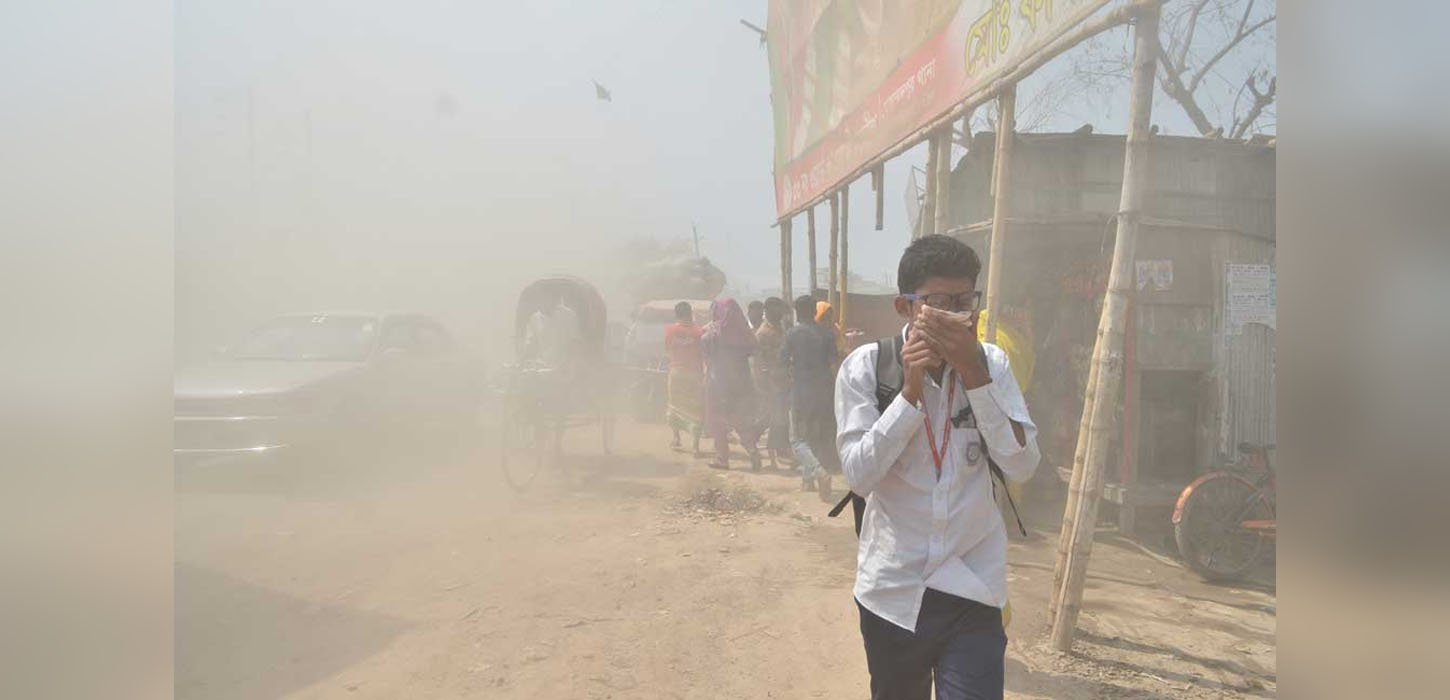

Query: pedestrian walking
[663,301,705,455]
[782,295,838,495]
[703,297,764,471]
[753,297,792,469]
[836,235,1040,700]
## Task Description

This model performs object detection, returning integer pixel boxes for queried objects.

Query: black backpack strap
[874,333,905,413]
[829,335,904,534]
[828,335,1028,538]
[987,456,1029,537]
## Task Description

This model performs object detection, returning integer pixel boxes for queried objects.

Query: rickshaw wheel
[500,406,548,491]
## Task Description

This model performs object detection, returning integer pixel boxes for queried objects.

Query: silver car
[174,312,481,458]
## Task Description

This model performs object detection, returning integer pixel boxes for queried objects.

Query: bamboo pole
[807,207,819,293]
[921,135,939,237]
[1050,3,1160,652]
[773,0,1148,221]
[780,216,793,303]
[872,165,885,231]
[933,127,952,236]
[839,182,850,328]
[981,86,1016,344]
[1119,301,1140,535]
[828,192,840,307]
[1049,316,1102,619]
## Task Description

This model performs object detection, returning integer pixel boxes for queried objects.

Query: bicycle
[1172,442,1276,580]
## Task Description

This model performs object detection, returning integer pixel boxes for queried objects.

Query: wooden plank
[934,127,953,236]
[780,217,792,302]
[1119,301,1141,536]
[981,86,1016,344]
[840,182,850,327]
[872,166,885,231]
[828,193,840,306]
[922,135,939,237]
[807,207,818,293]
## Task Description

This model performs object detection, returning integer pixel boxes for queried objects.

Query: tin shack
[947,131,1276,535]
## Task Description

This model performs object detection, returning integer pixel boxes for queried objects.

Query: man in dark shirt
[782,295,838,496]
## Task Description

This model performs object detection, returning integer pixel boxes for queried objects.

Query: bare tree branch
[1157,48,1217,135]
[1229,77,1252,136]
[1189,13,1275,93]
[1052,0,1274,138]
[1230,74,1275,138]
[1175,0,1214,71]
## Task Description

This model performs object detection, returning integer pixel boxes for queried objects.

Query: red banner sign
[767,0,1111,217]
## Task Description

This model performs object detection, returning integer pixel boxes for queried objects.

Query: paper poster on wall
[1136,259,1173,291]
[1225,263,1275,335]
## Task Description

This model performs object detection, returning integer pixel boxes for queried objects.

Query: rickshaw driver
[523,298,583,370]
[522,297,586,412]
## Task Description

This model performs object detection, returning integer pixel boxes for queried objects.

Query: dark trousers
[857,589,1006,700]
[791,395,839,471]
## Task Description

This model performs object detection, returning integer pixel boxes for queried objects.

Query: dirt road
[176,420,1276,699]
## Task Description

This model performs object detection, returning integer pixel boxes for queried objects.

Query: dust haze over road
[172,2,1278,699]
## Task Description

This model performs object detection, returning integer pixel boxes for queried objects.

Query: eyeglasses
[901,291,982,312]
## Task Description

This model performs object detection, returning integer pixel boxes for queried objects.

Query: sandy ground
[176,418,1276,699]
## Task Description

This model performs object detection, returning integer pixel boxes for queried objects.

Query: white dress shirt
[835,329,1040,632]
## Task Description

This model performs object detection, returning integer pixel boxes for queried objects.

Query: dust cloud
[174,1,794,367]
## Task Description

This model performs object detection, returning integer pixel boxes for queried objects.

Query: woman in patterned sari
[702,298,764,471]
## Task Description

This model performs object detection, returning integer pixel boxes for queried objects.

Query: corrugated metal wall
[1213,235,1277,460]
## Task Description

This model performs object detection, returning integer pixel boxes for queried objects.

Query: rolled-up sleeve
[963,345,1040,483]
[836,345,923,495]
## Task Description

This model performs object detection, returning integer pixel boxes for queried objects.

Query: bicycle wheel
[499,404,547,491]
[1174,474,1273,580]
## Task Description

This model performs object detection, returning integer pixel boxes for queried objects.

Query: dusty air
[175,1,1277,698]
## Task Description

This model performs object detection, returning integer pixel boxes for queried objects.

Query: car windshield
[232,316,378,361]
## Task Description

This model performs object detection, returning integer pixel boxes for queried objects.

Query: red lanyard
[922,377,956,480]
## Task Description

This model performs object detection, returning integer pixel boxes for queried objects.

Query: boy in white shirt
[835,235,1040,700]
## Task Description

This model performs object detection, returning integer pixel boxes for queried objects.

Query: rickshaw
[496,276,617,490]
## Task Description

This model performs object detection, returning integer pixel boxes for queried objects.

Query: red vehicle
[1172,442,1276,580]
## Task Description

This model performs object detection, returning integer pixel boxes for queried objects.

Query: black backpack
[827,334,1028,537]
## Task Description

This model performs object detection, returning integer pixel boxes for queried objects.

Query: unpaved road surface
[177,419,1276,699]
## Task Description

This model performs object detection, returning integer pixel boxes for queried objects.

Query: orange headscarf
[814,301,832,323]
[815,301,847,356]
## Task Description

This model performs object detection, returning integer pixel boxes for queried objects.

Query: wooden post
[1119,304,1141,536]
[828,192,840,307]
[921,137,939,237]
[981,86,1016,344]
[839,182,850,329]
[807,207,819,294]
[872,165,885,231]
[1049,317,1101,620]
[933,127,952,236]
[1050,3,1159,652]
[780,217,793,303]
